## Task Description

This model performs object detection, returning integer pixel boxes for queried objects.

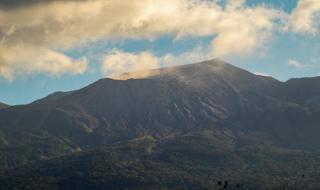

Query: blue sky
[0,0,320,105]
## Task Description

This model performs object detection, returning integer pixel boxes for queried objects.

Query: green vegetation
[1,134,320,190]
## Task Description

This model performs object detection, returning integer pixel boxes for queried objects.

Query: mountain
[0,103,8,110]
[284,77,320,107]
[1,59,320,189]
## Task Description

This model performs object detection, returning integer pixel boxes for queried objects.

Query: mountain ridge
[2,60,318,107]
[0,102,9,110]
[0,60,317,151]
[1,59,320,189]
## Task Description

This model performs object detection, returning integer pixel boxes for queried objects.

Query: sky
[0,0,320,105]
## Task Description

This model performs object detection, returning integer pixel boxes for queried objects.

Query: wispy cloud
[102,49,160,78]
[102,46,209,78]
[254,72,272,77]
[287,59,305,68]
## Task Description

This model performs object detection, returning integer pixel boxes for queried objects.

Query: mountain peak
[32,59,281,108]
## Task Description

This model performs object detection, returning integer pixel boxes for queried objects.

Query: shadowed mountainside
[1,60,320,189]
[0,103,8,110]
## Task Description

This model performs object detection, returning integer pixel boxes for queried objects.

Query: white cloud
[254,72,272,77]
[227,0,246,10]
[4,0,320,80]
[0,0,286,79]
[289,0,320,34]
[160,45,210,67]
[287,59,304,68]
[0,45,88,80]
[0,0,283,48]
[102,46,210,79]
[102,49,160,77]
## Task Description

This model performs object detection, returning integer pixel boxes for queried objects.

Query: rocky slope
[0,103,8,110]
[1,60,320,189]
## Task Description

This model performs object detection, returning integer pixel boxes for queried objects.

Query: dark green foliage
[1,135,320,190]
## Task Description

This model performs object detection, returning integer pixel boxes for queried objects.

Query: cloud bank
[0,46,87,80]
[0,0,318,80]
[289,0,320,34]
